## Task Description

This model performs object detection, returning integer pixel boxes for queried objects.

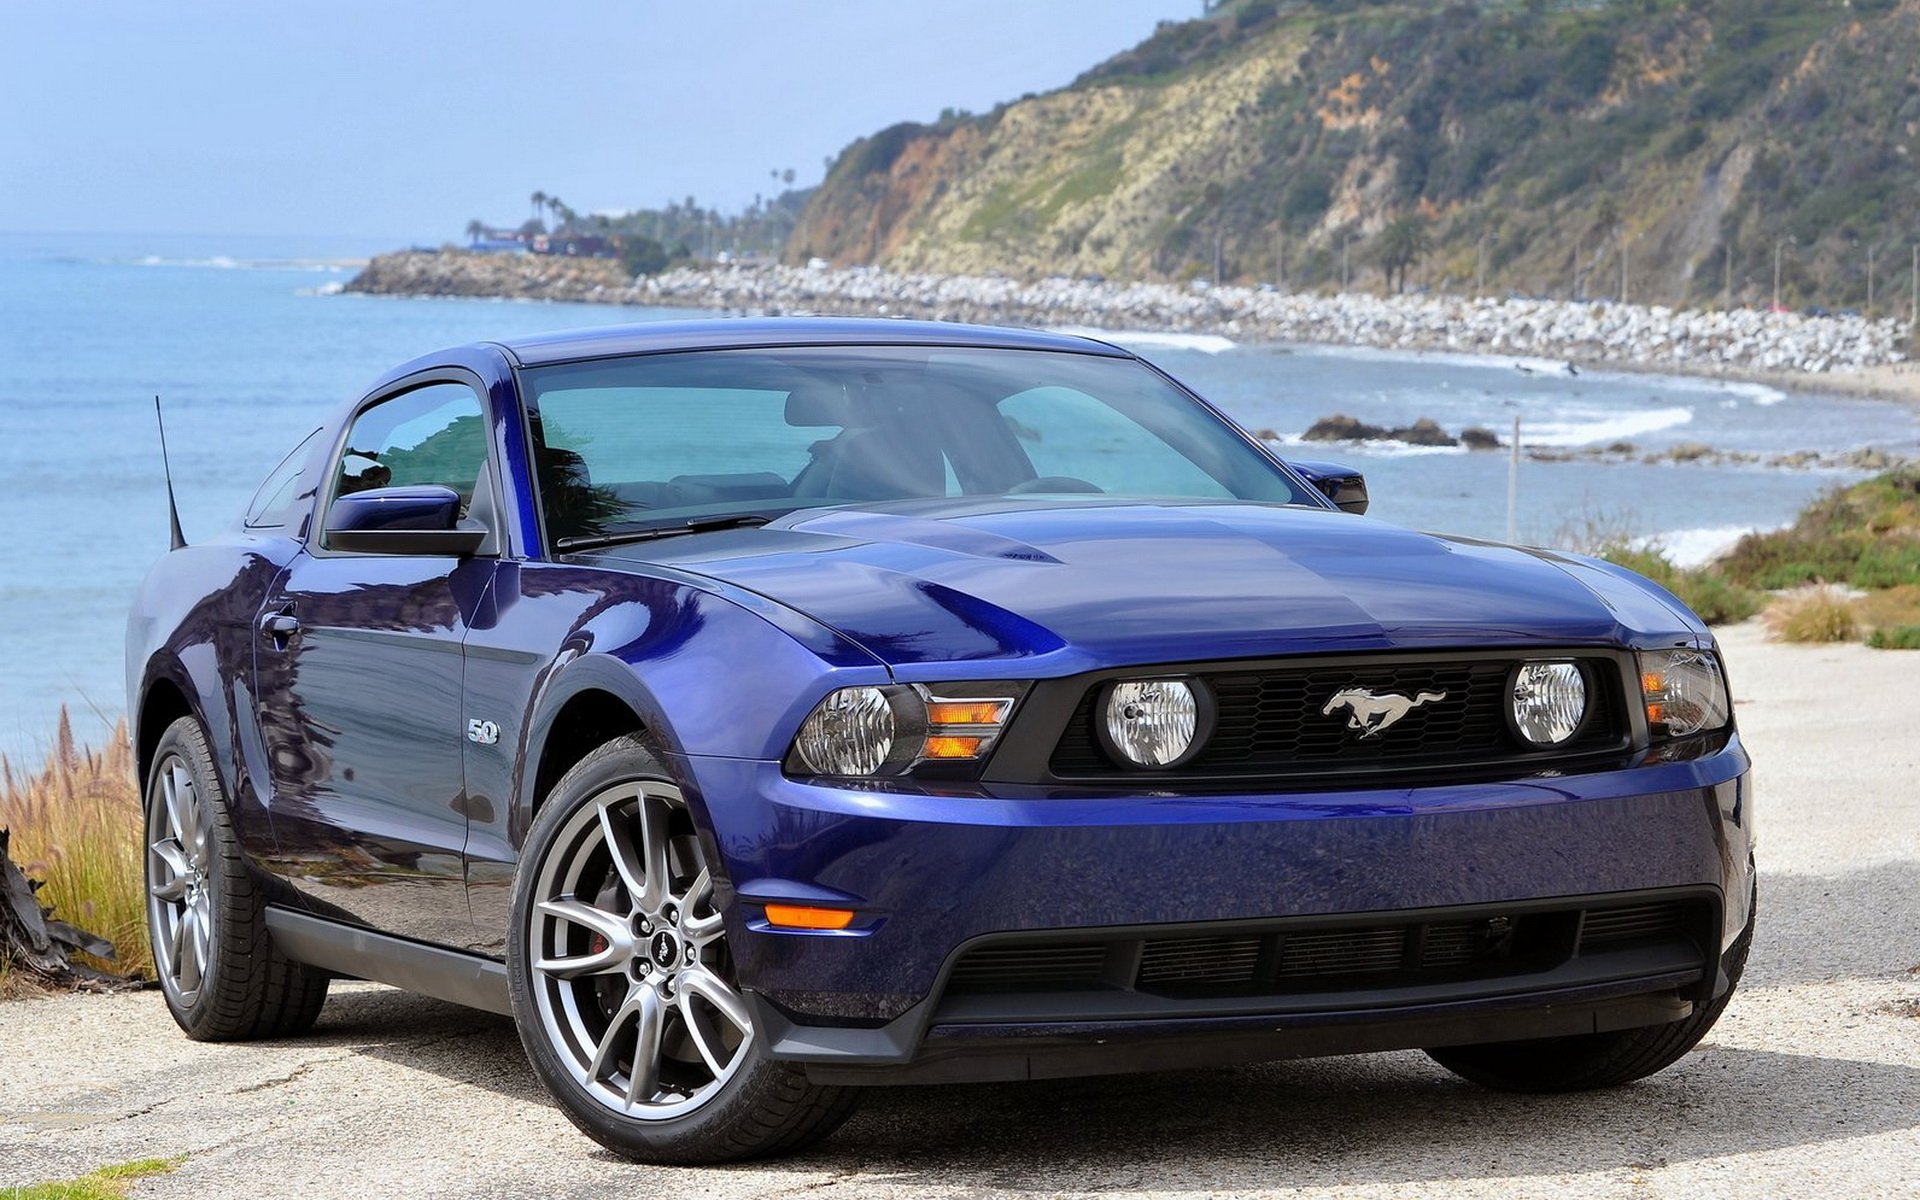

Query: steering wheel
[1007,475,1105,495]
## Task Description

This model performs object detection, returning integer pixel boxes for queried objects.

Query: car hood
[608,499,1697,668]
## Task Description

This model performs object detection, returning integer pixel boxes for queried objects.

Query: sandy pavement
[1,621,1916,1198]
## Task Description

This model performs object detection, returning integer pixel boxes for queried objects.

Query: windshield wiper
[556,513,774,553]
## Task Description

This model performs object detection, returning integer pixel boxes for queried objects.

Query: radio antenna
[154,396,187,550]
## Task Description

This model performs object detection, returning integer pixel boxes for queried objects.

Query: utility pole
[1213,229,1223,287]
[1275,232,1285,291]
[1342,236,1351,293]
[1723,243,1733,308]
[1912,244,1918,329]
[1506,416,1521,545]
[1620,239,1629,305]
[1773,238,1788,311]
[1476,235,1487,295]
[1867,244,1876,317]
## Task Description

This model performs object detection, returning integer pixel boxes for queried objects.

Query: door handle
[260,608,301,648]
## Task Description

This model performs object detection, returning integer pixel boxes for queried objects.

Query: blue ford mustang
[127,319,1754,1163]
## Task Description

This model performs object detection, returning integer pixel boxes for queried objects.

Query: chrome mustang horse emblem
[1323,687,1448,738]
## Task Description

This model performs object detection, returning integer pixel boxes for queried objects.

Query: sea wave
[1048,326,1237,354]
[1631,374,1788,407]
[1264,432,1468,458]
[125,255,362,272]
[1638,524,1778,568]
[1283,342,1793,405]
[1285,343,1578,377]
[1522,405,1695,447]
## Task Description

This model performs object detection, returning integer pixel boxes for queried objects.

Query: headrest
[784,382,857,427]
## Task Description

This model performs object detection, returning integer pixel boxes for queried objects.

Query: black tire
[507,734,860,1163]
[1426,888,1755,1092]
[144,716,330,1041]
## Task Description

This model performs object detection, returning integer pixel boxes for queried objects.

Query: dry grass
[1763,586,1862,644]
[1853,583,1920,633]
[0,709,148,980]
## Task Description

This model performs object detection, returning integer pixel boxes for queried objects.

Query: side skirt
[265,906,512,1016]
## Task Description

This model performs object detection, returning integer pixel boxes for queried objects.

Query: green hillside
[789,0,1920,311]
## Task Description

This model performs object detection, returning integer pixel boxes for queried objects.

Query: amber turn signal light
[923,734,986,759]
[924,699,1012,726]
[763,904,856,930]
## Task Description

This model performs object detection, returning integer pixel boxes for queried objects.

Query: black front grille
[1049,652,1626,782]
[946,944,1107,991]
[942,896,1710,1002]
[1139,935,1262,985]
[1580,902,1686,947]
[1277,927,1410,977]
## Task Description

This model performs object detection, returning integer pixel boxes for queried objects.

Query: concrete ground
[2,621,1915,1198]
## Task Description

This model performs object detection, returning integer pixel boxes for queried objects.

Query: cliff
[788,0,1920,309]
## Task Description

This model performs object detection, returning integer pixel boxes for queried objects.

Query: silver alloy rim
[146,753,213,1007]
[527,781,752,1120]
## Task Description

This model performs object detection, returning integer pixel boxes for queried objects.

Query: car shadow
[292,858,1920,1187]
[305,988,539,1104]
[789,1044,1920,1190]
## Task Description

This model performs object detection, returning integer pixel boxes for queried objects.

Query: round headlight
[1101,679,1204,768]
[793,686,902,775]
[1510,661,1588,746]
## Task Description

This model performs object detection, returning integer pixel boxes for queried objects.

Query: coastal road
[2,622,1916,1199]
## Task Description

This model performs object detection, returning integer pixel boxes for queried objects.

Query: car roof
[488,317,1134,367]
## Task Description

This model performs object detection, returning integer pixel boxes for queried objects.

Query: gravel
[2,621,1916,1198]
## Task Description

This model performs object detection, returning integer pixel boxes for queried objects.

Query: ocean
[3,231,1916,753]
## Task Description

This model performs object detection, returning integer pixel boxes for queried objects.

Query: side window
[329,381,488,512]
[998,387,1232,498]
[245,428,322,528]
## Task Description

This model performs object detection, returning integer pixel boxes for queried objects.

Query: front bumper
[675,736,1753,1080]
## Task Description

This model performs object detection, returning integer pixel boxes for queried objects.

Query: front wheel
[1426,889,1754,1092]
[507,735,859,1163]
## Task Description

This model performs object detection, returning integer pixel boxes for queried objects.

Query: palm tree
[1376,216,1433,294]
[530,191,547,226]
[465,219,486,245]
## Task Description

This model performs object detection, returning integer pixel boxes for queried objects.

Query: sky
[2,1,1186,245]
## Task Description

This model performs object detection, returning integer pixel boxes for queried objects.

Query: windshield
[519,344,1313,546]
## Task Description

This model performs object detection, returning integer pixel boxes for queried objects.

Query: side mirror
[325,485,487,556]
[1289,460,1369,515]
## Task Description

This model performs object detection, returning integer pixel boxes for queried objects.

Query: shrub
[1867,625,1920,650]
[619,235,668,278]
[1670,572,1765,626]
[1763,586,1860,643]
[1854,583,1920,630]
[0,710,148,980]
[1718,470,1920,590]
[1594,546,1763,625]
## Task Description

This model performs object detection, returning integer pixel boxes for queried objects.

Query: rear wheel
[508,735,859,1163]
[144,716,329,1040]
[1426,890,1754,1092]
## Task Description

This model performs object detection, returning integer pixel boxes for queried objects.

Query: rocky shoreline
[346,250,1912,377]
[1287,411,1910,473]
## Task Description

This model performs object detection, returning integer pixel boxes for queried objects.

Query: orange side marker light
[764,904,856,931]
